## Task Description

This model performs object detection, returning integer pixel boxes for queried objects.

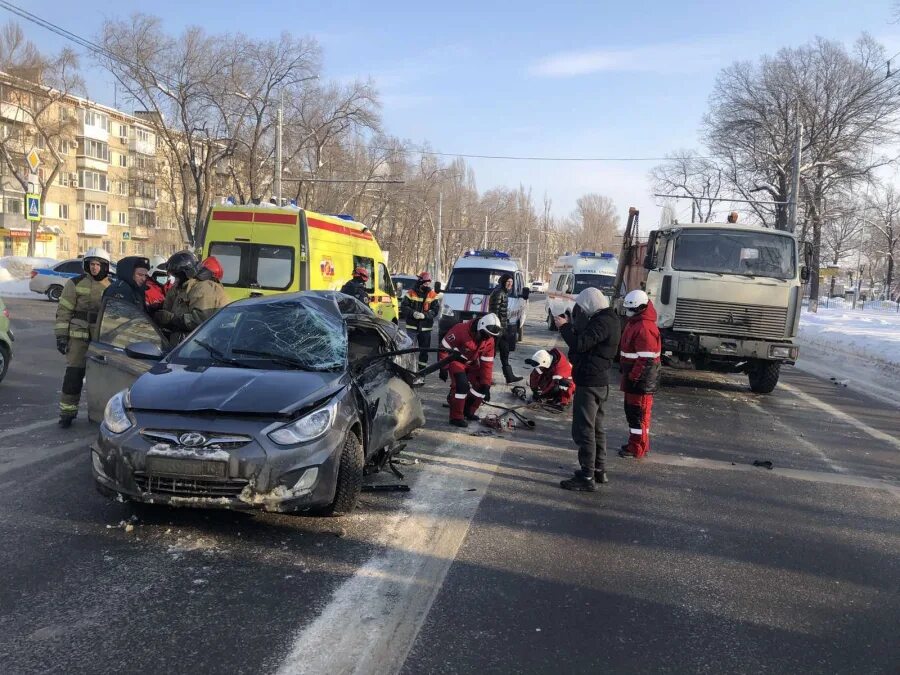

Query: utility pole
[788,108,803,233]
[483,215,488,249]
[435,191,442,283]
[275,91,283,206]
[525,230,531,281]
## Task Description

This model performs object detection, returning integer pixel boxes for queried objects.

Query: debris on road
[752,460,774,470]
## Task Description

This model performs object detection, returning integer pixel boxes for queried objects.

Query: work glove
[413,311,425,320]
[56,335,69,355]
[154,309,175,326]
[439,369,448,382]
[479,386,491,403]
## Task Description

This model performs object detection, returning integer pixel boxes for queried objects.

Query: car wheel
[748,360,781,394]
[0,344,9,383]
[547,311,558,332]
[323,431,364,516]
[47,285,63,302]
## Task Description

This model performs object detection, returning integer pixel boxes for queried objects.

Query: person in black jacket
[555,287,620,492]
[400,272,440,370]
[103,256,150,309]
[341,267,371,306]
[488,273,523,384]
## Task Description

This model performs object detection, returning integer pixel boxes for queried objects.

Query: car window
[353,256,375,293]
[98,299,163,349]
[209,242,241,284]
[256,245,293,290]
[57,261,83,274]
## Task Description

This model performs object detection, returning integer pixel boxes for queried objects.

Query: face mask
[167,275,177,286]
[626,309,636,317]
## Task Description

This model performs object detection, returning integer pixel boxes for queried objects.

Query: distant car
[0,296,12,383]
[89,291,442,516]
[29,259,117,302]
[530,280,547,293]
[391,274,419,294]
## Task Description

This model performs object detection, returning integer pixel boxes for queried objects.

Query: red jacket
[529,347,575,405]
[144,278,166,311]
[439,320,495,387]
[620,301,661,394]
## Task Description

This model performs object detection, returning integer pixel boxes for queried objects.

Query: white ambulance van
[438,249,529,350]
[546,251,618,330]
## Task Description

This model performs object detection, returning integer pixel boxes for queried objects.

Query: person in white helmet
[55,247,112,427]
[525,348,574,407]
[618,289,661,458]
[438,313,501,428]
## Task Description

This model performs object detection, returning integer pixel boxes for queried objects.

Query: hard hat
[149,255,167,270]
[525,349,552,370]
[353,267,370,282]
[417,272,432,283]
[476,313,502,337]
[623,289,650,310]
[83,247,111,264]
[166,250,199,280]
[200,256,224,281]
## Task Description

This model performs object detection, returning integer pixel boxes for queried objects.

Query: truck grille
[673,298,788,340]
[135,473,248,499]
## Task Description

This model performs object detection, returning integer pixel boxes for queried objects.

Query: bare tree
[649,150,723,222]
[570,194,619,252]
[867,183,900,299]
[0,21,83,255]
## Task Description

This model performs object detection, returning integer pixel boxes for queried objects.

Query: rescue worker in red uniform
[618,290,661,458]
[400,272,440,371]
[439,313,502,428]
[525,348,575,407]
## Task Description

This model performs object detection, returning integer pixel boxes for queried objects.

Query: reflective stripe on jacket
[55,274,110,341]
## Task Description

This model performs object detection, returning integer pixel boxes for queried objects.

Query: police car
[29,258,118,302]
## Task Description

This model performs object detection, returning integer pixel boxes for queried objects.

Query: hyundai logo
[178,432,207,448]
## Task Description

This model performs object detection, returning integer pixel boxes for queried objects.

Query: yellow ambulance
[197,205,400,322]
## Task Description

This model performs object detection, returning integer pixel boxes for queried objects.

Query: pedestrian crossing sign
[26,193,41,222]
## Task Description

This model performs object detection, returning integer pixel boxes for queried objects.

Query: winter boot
[594,470,609,484]
[449,419,469,429]
[464,412,480,422]
[58,414,75,429]
[503,365,524,384]
[560,469,597,492]
[618,447,636,458]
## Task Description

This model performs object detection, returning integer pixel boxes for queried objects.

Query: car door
[347,319,424,454]
[85,298,167,422]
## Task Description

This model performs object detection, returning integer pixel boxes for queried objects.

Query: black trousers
[571,385,609,472]
[496,331,512,373]
[408,329,432,368]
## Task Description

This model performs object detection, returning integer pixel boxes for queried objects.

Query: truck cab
[640,222,811,393]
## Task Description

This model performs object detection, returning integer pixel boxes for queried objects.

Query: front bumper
[91,412,347,513]
[662,329,799,364]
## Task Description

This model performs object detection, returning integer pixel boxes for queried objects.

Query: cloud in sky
[529,38,736,78]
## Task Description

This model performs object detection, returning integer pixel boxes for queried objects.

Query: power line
[370,146,715,162]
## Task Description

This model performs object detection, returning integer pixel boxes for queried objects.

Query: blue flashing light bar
[464,249,511,259]
[333,214,355,221]
[600,252,615,259]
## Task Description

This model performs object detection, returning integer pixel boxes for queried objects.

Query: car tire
[323,431,364,516]
[748,360,781,394]
[547,311,558,332]
[0,344,9,383]
[47,285,63,302]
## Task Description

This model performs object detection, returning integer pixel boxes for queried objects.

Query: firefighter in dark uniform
[400,272,440,371]
[55,247,112,427]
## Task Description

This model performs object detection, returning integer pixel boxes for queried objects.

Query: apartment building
[0,71,191,260]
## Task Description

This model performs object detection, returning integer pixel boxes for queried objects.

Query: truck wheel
[322,431,364,516]
[47,285,63,302]
[748,361,781,394]
[547,311,558,332]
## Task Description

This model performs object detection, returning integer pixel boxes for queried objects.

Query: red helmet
[201,256,224,281]
[353,267,370,281]
[417,272,432,283]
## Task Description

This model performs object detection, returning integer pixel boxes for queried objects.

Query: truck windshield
[446,269,509,294]
[573,274,615,294]
[672,230,795,280]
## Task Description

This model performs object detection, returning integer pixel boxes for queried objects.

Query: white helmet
[476,313,502,337]
[623,289,649,315]
[526,349,553,371]
[84,246,111,264]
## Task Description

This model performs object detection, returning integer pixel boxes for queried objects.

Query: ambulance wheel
[547,311,558,332]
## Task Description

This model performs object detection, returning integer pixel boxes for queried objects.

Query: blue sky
[20,0,900,224]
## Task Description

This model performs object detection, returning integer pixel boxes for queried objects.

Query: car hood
[129,364,348,416]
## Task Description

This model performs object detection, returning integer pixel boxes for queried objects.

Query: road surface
[0,295,897,674]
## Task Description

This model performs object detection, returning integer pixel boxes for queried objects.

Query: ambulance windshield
[446,268,509,294]
[573,274,615,294]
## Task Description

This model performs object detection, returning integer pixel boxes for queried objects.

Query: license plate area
[145,457,227,478]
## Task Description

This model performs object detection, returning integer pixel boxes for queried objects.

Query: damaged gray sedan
[89,292,436,515]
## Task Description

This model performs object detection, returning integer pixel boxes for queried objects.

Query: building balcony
[75,155,110,172]
[0,102,27,123]
[81,122,109,142]
[76,187,109,203]
[129,196,156,210]
[131,225,151,240]
[80,219,108,236]
[129,137,156,156]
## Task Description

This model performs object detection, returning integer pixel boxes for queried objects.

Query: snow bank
[0,256,56,299]
[797,307,900,407]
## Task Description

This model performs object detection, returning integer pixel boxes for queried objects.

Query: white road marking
[2,419,58,440]
[0,436,92,476]
[780,381,900,453]
[275,435,501,675]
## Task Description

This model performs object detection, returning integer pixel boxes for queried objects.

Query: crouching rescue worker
[400,272,439,371]
[555,287,620,491]
[340,267,371,306]
[526,348,574,407]
[55,248,111,427]
[618,290,661,459]
[103,256,149,309]
[439,313,502,428]
[154,252,229,344]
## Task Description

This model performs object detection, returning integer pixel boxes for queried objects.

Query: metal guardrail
[807,297,900,312]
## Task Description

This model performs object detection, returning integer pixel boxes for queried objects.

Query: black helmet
[166,251,199,281]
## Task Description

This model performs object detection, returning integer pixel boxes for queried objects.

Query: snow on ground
[0,256,55,299]
[797,306,900,408]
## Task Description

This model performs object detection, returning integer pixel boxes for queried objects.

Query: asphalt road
[0,295,897,674]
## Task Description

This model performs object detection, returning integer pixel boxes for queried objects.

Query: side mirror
[125,341,164,361]
[434,281,442,294]
[643,231,659,270]
[522,287,530,300]
[800,266,810,283]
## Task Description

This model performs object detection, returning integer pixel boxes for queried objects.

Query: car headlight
[269,402,337,445]
[103,390,134,434]
[441,305,455,317]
